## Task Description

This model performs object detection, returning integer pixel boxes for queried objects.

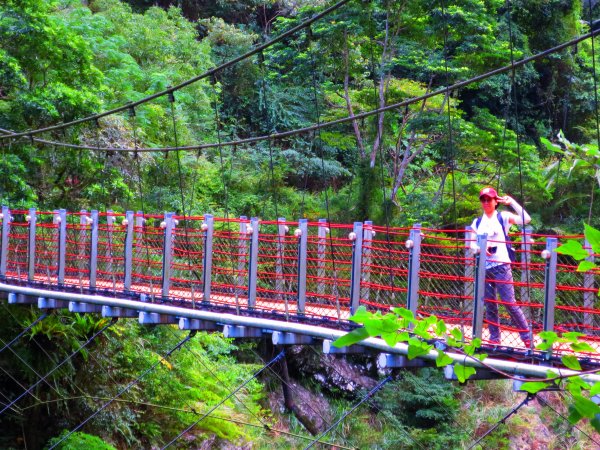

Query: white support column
[543,237,558,334]
[317,219,328,297]
[202,214,214,304]
[406,224,422,317]
[362,221,374,303]
[123,211,134,291]
[349,222,364,315]
[0,206,9,279]
[237,216,248,298]
[472,234,488,340]
[161,213,175,299]
[57,209,67,285]
[27,208,36,283]
[247,217,259,309]
[296,219,308,314]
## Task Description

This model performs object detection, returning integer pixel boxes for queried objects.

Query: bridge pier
[322,339,371,355]
[102,305,138,318]
[272,331,315,346]
[7,293,37,304]
[38,297,69,309]
[377,353,426,369]
[69,301,103,314]
[223,325,264,339]
[139,312,178,325]
[178,318,219,331]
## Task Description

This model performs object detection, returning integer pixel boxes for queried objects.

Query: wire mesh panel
[417,229,473,330]
[254,220,298,314]
[33,211,59,284]
[553,235,600,354]
[211,218,249,309]
[95,212,126,293]
[305,223,353,320]
[63,212,91,289]
[130,215,164,298]
[360,225,410,313]
[480,229,544,348]
[169,216,204,303]
[5,211,28,282]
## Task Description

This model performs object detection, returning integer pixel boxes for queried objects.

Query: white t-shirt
[470,211,511,267]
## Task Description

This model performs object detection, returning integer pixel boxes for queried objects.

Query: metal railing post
[543,237,558,334]
[317,219,327,296]
[276,217,286,299]
[0,206,9,278]
[27,208,36,283]
[464,226,475,313]
[123,210,134,292]
[78,210,88,287]
[520,225,533,307]
[472,234,488,339]
[349,222,364,315]
[296,219,308,314]
[237,217,248,298]
[584,238,595,329]
[247,217,259,309]
[161,213,174,299]
[57,209,67,286]
[106,210,115,289]
[362,221,374,303]
[89,210,98,290]
[203,214,214,304]
[406,224,422,317]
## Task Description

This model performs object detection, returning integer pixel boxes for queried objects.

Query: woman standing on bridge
[470,187,532,348]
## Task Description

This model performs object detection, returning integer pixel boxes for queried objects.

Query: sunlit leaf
[584,223,600,254]
[332,327,369,348]
[570,341,596,353]
[454,364,476,383]
[520,381,550,394]
[555,240,589,261]
[562,355,582,371]
[436,351,453,367]
[577,261,597,272]
[572,394,600,419]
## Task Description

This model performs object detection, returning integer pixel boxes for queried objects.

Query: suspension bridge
[0,206,598,374]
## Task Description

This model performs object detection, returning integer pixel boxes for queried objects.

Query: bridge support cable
[47,330,195,450]
[302,375,395,450]
[306,27,342,319]
[587,0,600,224]
[169,92,198,305]
[0,312,47,354]
[506,0,534,349]
[0,317,117,417]
[0,0,353,142]
[537,394,600,447]
[6,25,600,156]
[466,393,534,450]
[161,351,285,449]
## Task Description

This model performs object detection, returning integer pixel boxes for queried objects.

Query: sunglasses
[480,197,495,203]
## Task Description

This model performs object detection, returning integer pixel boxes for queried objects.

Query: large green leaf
[453,364,476,383]
[572,394,600,419]
[584,223,600,254]
[561,355,582,371]
[520,381,550,394]
[577,261,597,273]
[435,351,453,367]
[332,327,369,348]
[555,240,590,261]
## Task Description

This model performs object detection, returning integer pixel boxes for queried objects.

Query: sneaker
[522,339,532,348]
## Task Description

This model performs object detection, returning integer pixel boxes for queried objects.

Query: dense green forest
[1,0,600,448]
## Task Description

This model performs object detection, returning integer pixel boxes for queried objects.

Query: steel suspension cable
[0,317,117,416]
[505,0,534,349]
[303,375,394,450]
[5,27,600,155]
[537,394,600,446]
[0,0,354,142]
[307,27,343,319]
[440,0,464,334]
[161,351,285,449]
[466,393,534,450]
[0,312,47,354]
[48,330,195,450]
[169,92,198,305]
[587,0,600,224]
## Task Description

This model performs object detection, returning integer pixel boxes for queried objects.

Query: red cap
[479,187,498,199]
